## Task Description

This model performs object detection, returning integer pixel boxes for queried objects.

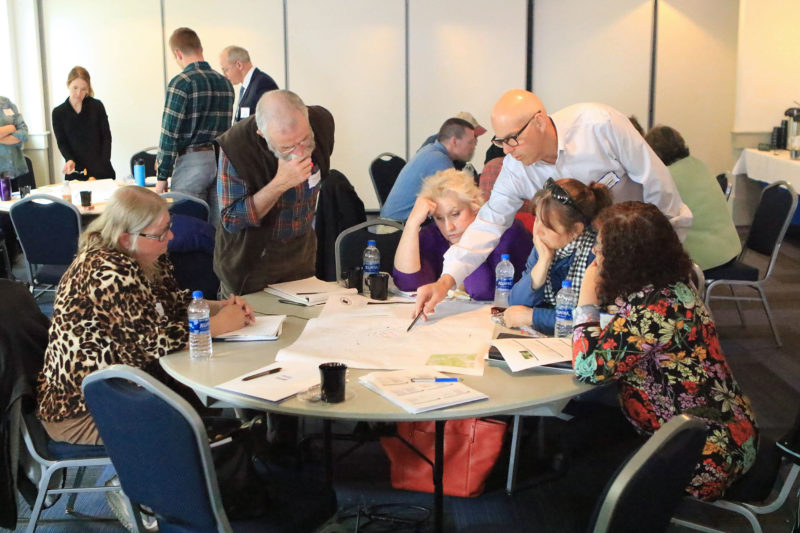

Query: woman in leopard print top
[37,186,253,445]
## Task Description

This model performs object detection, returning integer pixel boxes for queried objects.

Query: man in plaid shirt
[213,90,335,295]
[156,27,233,227]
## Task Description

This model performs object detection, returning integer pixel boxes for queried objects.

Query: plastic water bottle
[554,280,578,338]
[188,290,212,359]
[133,158,146,187]
[61,180,72,202]
[493,254,514,307]
[363,239,380,294]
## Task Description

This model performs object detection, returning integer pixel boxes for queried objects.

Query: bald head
[255,90,314,159]
[490,90,556,165]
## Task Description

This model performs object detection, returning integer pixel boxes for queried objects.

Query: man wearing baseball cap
[381,116,478,221]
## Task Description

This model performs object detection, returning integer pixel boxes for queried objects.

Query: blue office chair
[168,214,219,297]
[334,218,403,282]
[161,192,211,222]
[672,406,800,533]
[589,414,707,533]
[369,152,405,208]
[83,365,338,533]
[704,181,797,347]
[9,194,81,298]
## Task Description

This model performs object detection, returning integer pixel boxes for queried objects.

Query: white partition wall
[654,0,739,175]
[408,0,527,173]
[40,0,164,181]
[287,0,405,210]
[532,0,653,122]
[163,0,285,88]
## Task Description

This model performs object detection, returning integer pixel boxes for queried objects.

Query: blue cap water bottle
[133,158,146,187]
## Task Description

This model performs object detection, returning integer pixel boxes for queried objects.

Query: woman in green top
[645,125,740,272]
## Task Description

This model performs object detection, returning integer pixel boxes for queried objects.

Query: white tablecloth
[733,148,800,191]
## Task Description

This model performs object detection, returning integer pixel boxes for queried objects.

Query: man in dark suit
[220,45,279,122]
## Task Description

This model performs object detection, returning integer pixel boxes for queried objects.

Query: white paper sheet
[213,315,286,341]
[215,362,319,402]
[277,300,492,375]
[264,277,356,305]
[490,337,573,372]
[359,368,488,414]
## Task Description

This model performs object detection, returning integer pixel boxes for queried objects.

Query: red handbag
[380,418,507,498]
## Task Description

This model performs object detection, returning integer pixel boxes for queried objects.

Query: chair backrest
[369,152,406,207]
[743,181,797,279]
[129,147,158,178]
[334,218,404,281]
[590,415,707,533]
[10,195,81,265]
[161,192,211,222]
[715,173,732,200]
[12,156,36,192]
[83,365,230,533]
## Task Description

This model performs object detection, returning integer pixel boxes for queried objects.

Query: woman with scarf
[504,178,611,335]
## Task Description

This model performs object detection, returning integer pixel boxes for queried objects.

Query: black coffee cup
[366,272,389,300]
[79,190,92,207]
[343,266,363,293]
[319,362,347,403]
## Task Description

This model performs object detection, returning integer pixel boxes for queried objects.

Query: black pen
[407,311,425,332]
[241,367,281,381]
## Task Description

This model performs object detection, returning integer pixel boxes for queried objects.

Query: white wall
[735,0,800,133]
[288,0,405,209]
[163,0,285,87]
[533,0,653,122]
[654,0,739,175]
[41,0,164,181]
[408,0,527,172]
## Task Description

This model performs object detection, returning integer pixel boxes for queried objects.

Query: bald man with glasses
[414,89,692,316]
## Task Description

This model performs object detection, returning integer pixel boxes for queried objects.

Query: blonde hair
[67,66,94,98]
[80,186,167,255]
[419,168,484,211]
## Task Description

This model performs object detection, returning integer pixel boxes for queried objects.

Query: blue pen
[411,378,461,383]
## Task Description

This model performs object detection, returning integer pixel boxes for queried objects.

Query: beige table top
[160,291,592,422]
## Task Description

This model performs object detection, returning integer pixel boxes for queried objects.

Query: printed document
[490,336,572,372]
[359,369,488,414]
[213,315,286,341]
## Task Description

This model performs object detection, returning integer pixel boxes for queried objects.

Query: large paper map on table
[276,297,492,375]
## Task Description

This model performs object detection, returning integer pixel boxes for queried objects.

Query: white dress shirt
[442,102,693,285]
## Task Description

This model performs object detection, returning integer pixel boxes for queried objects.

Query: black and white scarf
[542,228,597,306]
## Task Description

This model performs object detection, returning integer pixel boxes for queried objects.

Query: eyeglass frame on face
[490,110,543,148]
[138,216,173,242]
[274,131,315,158]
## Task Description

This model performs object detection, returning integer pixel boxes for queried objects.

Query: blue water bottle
[133,158,146,187]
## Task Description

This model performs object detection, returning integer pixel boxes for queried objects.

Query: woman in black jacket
[52,66,115,180]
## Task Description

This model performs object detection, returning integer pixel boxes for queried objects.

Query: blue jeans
[171,150,219,227]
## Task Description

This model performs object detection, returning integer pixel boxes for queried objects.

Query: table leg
[323,419,333,484]
[506,414,523,494]
[434,420,445,533]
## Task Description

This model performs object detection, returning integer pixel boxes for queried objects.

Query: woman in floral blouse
[572,201,757,501]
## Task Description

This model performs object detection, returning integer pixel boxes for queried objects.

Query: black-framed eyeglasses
[490,110,542,148]
[543,178,585,219]
[138,217,173,242]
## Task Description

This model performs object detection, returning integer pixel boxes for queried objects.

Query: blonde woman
[37,186,252,445]
[393,168,531,301]
[52,66,115,179]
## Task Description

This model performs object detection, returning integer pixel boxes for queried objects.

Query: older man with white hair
[214,90,335,295]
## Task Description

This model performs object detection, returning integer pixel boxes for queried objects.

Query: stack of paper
[490,336,572,372]
[264,276,355,306]
[359,369,488,414]
[213,315,286,341]
[215,362,319,402]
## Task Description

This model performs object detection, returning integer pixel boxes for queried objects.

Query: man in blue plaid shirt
[156,27,234,227]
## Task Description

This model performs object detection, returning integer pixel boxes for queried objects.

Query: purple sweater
[393,219,532,301]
